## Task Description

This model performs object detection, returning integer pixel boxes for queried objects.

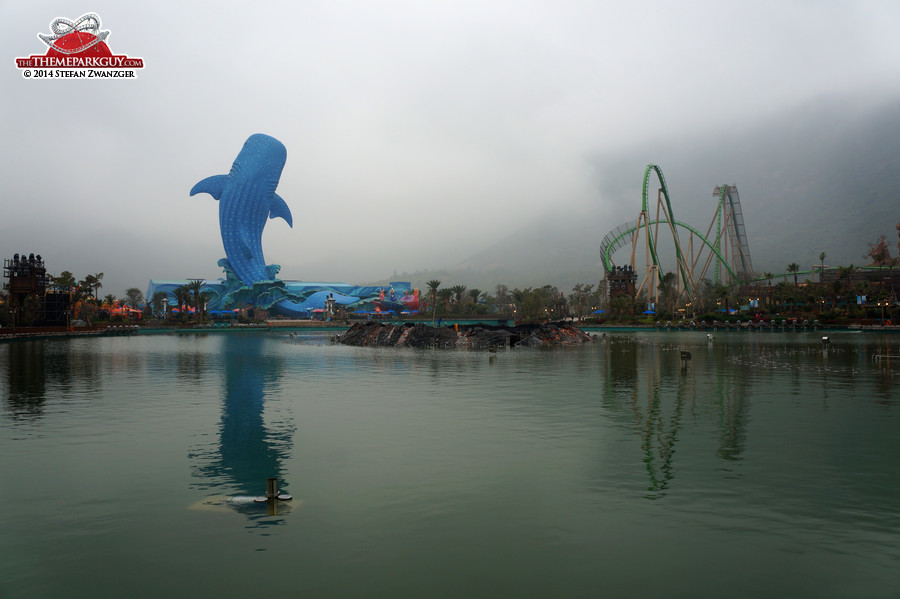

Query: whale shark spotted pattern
[190,134,293,287]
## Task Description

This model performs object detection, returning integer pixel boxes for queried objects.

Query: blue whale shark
[190,133,293,287]
[190,134,363,318]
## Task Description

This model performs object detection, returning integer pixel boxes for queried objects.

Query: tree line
[5,224,895,327]
[421,280,602,322]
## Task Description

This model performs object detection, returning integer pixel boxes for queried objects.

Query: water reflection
[600,335,753,498]
[2,339,103,421]
[711,344,751,463]
[597,331,900,509]
[190,334,295,523]
[613,338,688,499]
[175,338,210,382]
[4,341,46,420]
[872,340,898,403]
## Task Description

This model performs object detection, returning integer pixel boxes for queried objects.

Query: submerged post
[252,477,292,506]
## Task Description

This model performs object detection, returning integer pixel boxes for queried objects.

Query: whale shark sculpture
[190,134,365,318]
[190,133,293,286]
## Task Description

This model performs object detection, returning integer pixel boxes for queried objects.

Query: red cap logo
[16,13,144,78]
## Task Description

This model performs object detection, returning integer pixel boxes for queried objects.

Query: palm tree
[173,286,190,321]
[81,275,96,299]
[81,272,104,299]
[467,288,482,313]
[657,273,677,318]
[427,279,441,323]
[609,294,633,322]
[838,265,854,280]
[103,294,116,320]
[68,281,90,325]
[437,289,453,315]
[185,280,205,322]
[787,263,800,286]
[818,252,826,283]
[449,285,467,313]
[125,288,144,309]
[713,281,731,315]
[773,281,791,311]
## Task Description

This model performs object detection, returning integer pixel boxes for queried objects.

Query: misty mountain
[390,94,900,292]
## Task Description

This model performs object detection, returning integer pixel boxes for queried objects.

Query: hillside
[387,94,900,292]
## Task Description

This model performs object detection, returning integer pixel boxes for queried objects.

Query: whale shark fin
[190,175,228,200]
[240,234,255,259]
[269,193,293,228]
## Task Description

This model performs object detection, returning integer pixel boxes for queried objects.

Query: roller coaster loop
[601,219,737,281]
[601,163,753,305]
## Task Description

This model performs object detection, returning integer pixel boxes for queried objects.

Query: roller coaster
[600,164,754,306]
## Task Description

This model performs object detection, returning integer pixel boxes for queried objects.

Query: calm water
[1,330,898,598]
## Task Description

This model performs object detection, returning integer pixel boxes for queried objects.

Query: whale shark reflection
[188,334,297,521]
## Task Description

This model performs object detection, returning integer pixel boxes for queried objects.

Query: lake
[1,329,898,598]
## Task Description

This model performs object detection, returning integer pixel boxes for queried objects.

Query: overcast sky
[2,1,899,295]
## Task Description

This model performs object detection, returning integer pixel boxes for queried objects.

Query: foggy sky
[2,1,899,295]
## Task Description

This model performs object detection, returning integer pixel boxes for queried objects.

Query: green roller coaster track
[639,164,692,294]
[600,219,737,282]
[601,164,745,299]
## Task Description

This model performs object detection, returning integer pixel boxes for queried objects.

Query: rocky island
[337,321,593,349]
